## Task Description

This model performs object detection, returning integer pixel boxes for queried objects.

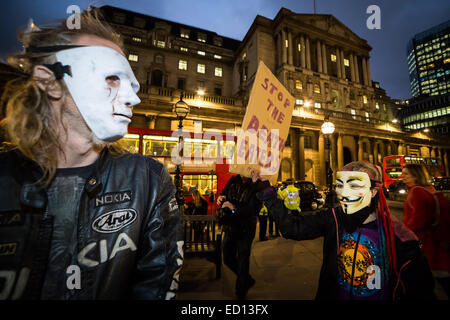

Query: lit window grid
[178,60,187,70]
[214,67,223,77]
[197,64,206,74]
[128,54,138,62]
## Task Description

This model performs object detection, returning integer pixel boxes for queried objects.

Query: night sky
[1,0,449,100]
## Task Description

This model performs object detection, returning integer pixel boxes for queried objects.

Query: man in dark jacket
[0,10,182,300]
[258,161,435,300]
[217,171,268,300]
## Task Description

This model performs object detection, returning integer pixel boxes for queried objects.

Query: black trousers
[223,232,254,296]
[258,215,268,240]
[268,215,279,235]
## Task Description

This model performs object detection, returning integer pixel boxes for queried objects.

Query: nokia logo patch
[92,209,137,233]
[95,191,132,207]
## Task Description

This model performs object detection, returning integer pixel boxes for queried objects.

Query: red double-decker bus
[382,155,444,189]
[121,127,236,215]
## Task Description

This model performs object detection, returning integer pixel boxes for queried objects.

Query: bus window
[181,174,218,195]
[143,135,178,157]
[121,134,140,153]
[385,168,402,179]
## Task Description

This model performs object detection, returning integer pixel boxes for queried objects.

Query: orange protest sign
[229,60,295,184]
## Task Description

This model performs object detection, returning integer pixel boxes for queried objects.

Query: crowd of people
[0,8,448,301]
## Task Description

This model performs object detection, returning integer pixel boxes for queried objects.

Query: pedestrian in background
[401,164,450,297]
[277,178,301,217]
[217,170,269,300]
[258,203,269,241]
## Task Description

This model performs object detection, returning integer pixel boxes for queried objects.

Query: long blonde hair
[1,8,126,186]
[192,190,205,208]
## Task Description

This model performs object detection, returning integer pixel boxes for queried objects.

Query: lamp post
[173,93,190,212]
[321,115,336,208]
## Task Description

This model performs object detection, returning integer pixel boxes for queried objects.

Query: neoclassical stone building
[97,6,450,186]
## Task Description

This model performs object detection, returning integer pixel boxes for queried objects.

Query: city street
[178,200,447,300]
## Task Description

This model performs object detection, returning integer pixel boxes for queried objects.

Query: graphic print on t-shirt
[337,227,386,299]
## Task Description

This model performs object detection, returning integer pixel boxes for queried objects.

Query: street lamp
[173,93,190,211]
[321,115,336,208]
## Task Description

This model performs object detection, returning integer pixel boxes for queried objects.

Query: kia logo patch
[92,209,137,233]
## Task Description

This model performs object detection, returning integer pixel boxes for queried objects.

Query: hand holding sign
[229,61,295,184]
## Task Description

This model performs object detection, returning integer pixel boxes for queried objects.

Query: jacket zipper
[349,230,362,300]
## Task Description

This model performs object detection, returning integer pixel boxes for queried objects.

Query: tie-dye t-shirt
[337,221,390,300]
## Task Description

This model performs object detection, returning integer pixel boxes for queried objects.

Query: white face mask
[335,171,372,215]
[56,46,140,141]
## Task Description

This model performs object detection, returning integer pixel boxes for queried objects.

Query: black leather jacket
[0,148,183,300]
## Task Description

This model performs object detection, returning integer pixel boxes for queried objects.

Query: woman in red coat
[401,164,450,297]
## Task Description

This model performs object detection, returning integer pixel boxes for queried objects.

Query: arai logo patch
[92,209,137,233]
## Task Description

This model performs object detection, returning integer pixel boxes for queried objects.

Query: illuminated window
[132,36,142,42]
[314,102,321,108]
[375,102,379,109]
[295,80,303,90]
[331,54,337,62]
[197,64,205,74]
[214,54,222,59]
[214,67,222,77]
[344,58,349,67]
[314,84,321,93]
[197,33,207,43]
[156,40,165,48]
[197,50,205,56]
[242,52,247,60]
[298,43,302,51]
[180,47,188,52]
[363,95,368,104]
[128,54,138,62]
[285,39,289,48]
[180,29,190,39]
[296,99,304,105]
[351,109,356,119]
[178,59,187,70]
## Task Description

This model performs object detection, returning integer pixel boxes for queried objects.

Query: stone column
[299,132,305,180]
[288,30,293,65]
[276,32,282,67]
[354,55,360,84]
[336,48,342,79]
[362,57,368,86]
[366,57,372,86]
[341,50,346,80]
[358,137,363,161]
[337,133,344,170]
[373,140,379,165]
[444,150,450,176]
[322,42,328,74]
[300,35,306,68]
[281,29,287,65]
[387,142,392,156]
[306,37,311,70]
[319,133,326,186]
[317,40,323,73]
[350,52,356,82]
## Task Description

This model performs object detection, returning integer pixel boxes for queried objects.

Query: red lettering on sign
[261,78,269,90]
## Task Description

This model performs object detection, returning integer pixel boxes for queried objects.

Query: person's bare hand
[250,169,260,183]
[222,201,235,211]
[217,195,226,206]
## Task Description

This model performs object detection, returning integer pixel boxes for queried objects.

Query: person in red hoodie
[401,163,450,297]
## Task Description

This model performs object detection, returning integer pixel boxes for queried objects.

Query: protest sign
[229,60,295,184]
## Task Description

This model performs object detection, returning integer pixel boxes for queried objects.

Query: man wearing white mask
[0,10,182,300]
[257,161,435,300]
